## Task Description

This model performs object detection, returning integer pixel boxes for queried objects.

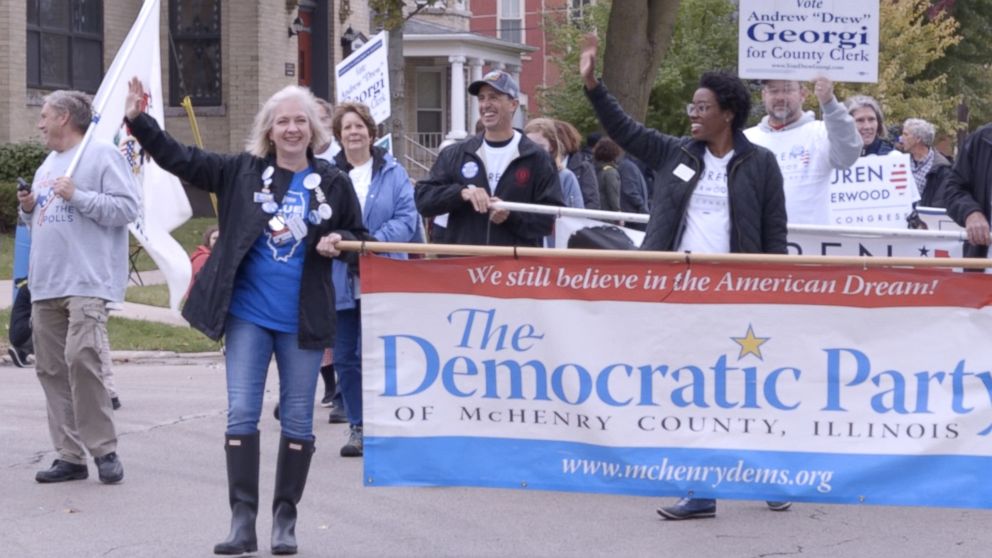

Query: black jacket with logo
[126,113,367,349]
[415,133,563,246]
[586,82,787,254]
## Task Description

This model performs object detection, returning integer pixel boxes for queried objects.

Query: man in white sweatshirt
[745,78,862,225]
[18,90,139,485]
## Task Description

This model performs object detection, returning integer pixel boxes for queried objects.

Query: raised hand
[811,76,835,105]
[579,33,599,90]
[125,77,146,121]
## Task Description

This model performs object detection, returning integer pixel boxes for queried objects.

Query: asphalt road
[2,357,990,558]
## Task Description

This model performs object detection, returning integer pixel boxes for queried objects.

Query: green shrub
[0,181,21,233]
[0,142,47,181]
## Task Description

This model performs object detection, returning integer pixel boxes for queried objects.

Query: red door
[297,7,314,87]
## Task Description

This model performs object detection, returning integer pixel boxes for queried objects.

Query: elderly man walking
[18,90,139,485]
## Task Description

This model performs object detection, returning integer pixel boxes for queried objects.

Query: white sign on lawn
[335,31,391,124]
[738,0,880,83]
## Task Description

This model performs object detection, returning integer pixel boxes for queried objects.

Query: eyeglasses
[686,103,714,117]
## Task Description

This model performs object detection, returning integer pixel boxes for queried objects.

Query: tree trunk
[601,0,681,121]
[388,24,406,164]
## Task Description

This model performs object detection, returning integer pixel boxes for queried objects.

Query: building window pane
[40,33,70,88]
[170,0,222,106]
[27,0,102,92]
[27,31,41,85]
[416,72,441,110]
[28,0,40,24]
[72,38,103,92]
[499,0,523,43]
[39,0,70,29]
[74,0,102,34]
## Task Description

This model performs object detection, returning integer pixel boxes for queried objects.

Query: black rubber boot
[320,364,336,400]
[271,436,315,555]
[214,433,260,556]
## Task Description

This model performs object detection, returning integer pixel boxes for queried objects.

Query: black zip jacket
[566,151,601,210]
[586,81,787,254]
[415,132,563,246]
[126,113,367,348]
[944,125,992,258]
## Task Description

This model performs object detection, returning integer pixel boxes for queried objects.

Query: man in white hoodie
[745,78,862,224]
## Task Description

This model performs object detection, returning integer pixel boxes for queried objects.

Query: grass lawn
[1,216,217,278]
[129,216,218,272]
[124,283,171,308]
[0,307,220,354]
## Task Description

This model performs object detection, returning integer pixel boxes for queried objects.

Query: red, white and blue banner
[362,255,992,508]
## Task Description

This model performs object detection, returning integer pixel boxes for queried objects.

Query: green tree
[644,0,737,136]
[537,0,612,134]
[924,0,992,131]
[835,0,960,137]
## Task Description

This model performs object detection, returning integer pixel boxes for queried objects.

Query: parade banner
[739,0,880,83]
[829,152,919,228]
[362,255,992,509]
[335,31,390,124]
[92,0,192,310]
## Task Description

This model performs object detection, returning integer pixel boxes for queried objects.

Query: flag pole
[180,95,219,215]
[332,240,992,270]
[63,0,158,178]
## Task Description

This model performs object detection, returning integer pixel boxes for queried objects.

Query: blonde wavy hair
[524,117,564,170]
[245,85,331,158]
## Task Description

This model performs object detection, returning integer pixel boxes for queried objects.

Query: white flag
[90,0,193,311]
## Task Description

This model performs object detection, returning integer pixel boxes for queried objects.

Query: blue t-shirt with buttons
[229,168,312,333]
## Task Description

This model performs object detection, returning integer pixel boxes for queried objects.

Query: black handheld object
[16,178,30,192]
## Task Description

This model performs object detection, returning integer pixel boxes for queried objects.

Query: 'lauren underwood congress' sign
[362,255,992,509]
[739,0,880,83]
[336,31,390,124]
[829,152,919,228]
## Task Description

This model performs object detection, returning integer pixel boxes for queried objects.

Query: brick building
[0,1,536,185]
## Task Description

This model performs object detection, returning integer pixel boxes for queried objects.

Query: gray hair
[245,85,331,158]
[902,118,936,147]
[845,95,887,139]
[43,90,93,133]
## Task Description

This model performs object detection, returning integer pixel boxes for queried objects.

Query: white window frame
[497,0,524,44]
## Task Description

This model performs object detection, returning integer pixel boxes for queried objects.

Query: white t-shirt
[479,131,522,192]
[349,158,373,213]
[678,148,733,254]
[745,119,833,225]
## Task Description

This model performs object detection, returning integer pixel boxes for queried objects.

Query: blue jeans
[224,315,322,440]
[334,303,362,426]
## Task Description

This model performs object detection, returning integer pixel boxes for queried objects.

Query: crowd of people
[16,28,990,556]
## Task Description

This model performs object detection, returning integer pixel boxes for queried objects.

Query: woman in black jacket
[580,35,789,520]
[125,78,366,556]
[580,36,786,256]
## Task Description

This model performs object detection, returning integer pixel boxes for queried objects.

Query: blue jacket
[332,146,419,309]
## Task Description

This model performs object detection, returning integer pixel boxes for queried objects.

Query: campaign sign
[739,0,880,83]
[362,255,992,509]
[336,31,391,124]
[829,152,919,228]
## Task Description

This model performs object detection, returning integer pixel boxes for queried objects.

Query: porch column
[506,63,525,128]
[468,57,484,135]
[447,55,467,141]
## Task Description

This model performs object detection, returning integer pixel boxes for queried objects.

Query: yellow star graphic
[731,324,769,360]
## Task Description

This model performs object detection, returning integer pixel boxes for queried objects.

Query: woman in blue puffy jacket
[330,101,420,457]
